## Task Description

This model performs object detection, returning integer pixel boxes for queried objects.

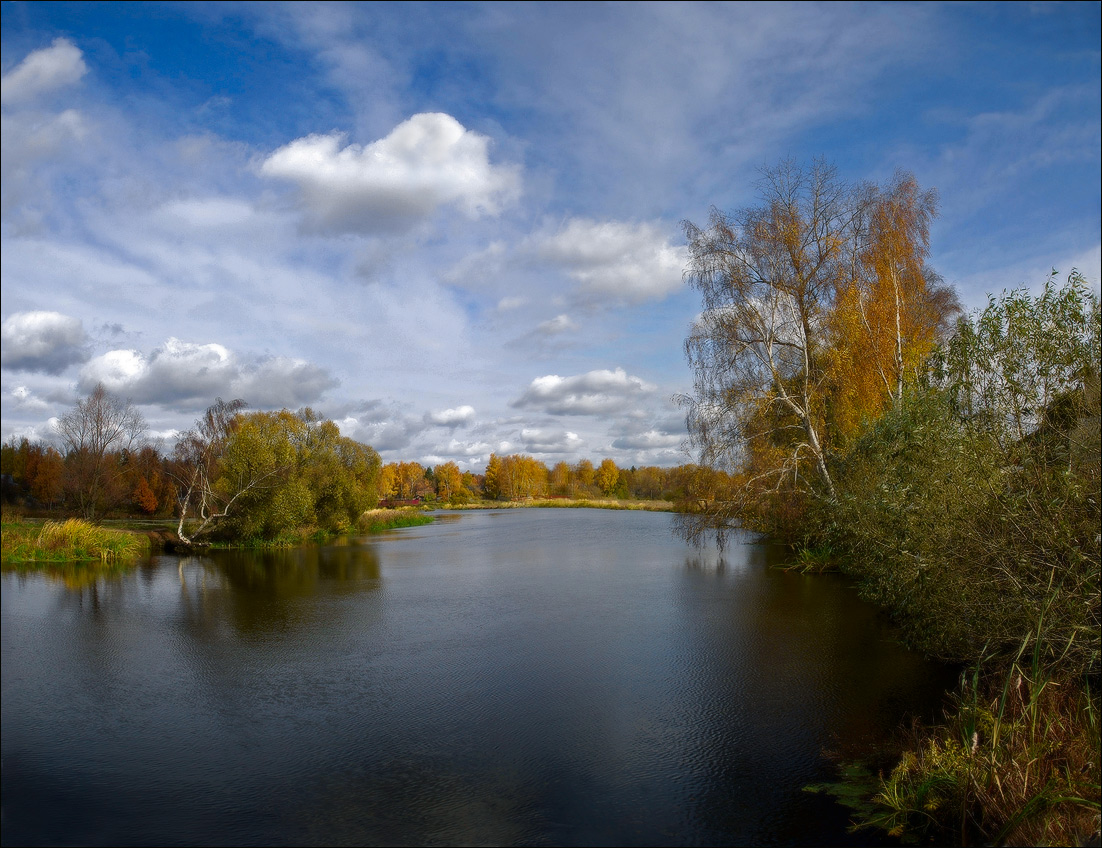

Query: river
[1,508,955,846]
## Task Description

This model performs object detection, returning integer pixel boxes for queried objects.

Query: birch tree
[679,160,956,541]
[682,160,849,501]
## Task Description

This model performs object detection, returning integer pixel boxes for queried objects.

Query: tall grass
[1,518,148,562]
[358,508,434,533]
[861,632,1101,846]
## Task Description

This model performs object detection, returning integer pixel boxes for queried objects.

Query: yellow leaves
[595,458,620,496]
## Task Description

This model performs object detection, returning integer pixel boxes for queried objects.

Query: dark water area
[1,509,957,846]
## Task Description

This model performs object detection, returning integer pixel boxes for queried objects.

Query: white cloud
[77,337,337,410]
[1,311,90,374]
[5,384,51,415]
[535,219,687,304]
[260,112,521,234]
[1,38,87,106]
[496,296,526,311]
[424,404,476,428]
[511,367,655,416]
[520,427,583,454]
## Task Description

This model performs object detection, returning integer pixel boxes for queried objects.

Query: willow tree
[680,160,955,542]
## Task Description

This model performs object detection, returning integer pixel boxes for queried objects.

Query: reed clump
[2,518,147,562]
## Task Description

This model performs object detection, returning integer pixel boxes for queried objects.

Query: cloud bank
[77,338,337,410]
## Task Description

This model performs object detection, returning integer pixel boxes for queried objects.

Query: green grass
[2,518,149,563]
[780,543,842,573]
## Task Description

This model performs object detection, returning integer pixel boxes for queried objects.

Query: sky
[2,1,1099,471]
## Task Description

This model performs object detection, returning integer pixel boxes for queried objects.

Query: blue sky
[2,1,1099,469]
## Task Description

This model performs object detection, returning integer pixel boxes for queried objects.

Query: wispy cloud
[1,37,86,105]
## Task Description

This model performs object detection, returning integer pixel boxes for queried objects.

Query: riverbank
[1,508,436,559]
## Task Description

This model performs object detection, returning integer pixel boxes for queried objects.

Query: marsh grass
[358,508,435,533]
[861,634,1101,846]
[782,543,841,573]
[2,518,147,562]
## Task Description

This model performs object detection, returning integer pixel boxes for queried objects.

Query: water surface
[2,509,955,846]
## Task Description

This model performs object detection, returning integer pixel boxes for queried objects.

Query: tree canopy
[680,159,958,540]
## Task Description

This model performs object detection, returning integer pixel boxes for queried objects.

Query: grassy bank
[443,498,673,512]
[1,518,149,563]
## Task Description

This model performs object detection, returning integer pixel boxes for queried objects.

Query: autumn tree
[496,454,548,500]
[595,458,620,496]
[433,461,463,502]
[827,173,958,442]
[549,461,574,496]
[483,453,502,500]
[56,383,145,518]
[1,438,65,507]
[27,443,65,507]
[377,463,398,500]
[681,160,956,540]
[574,459,595,495]
[175,402,380,542]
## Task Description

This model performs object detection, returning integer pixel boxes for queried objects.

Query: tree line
[376,454,726,504]
[2,387,727,541]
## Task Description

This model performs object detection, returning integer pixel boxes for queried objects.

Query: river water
[1,508,955,846]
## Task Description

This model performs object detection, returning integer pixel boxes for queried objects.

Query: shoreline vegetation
[1,498,671,563]
[677,162,1100,848]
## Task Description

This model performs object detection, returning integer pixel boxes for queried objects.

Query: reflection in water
[1,510,954,847]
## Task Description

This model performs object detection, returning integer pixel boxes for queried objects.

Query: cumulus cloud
[520,427,583,454]
[260,112,521,234]
[1,38,87,106]
[1,311,90,374]
[77,337,337,409]
[511,367,655,416]
[424,404,476,428]
[534,218,687,304]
